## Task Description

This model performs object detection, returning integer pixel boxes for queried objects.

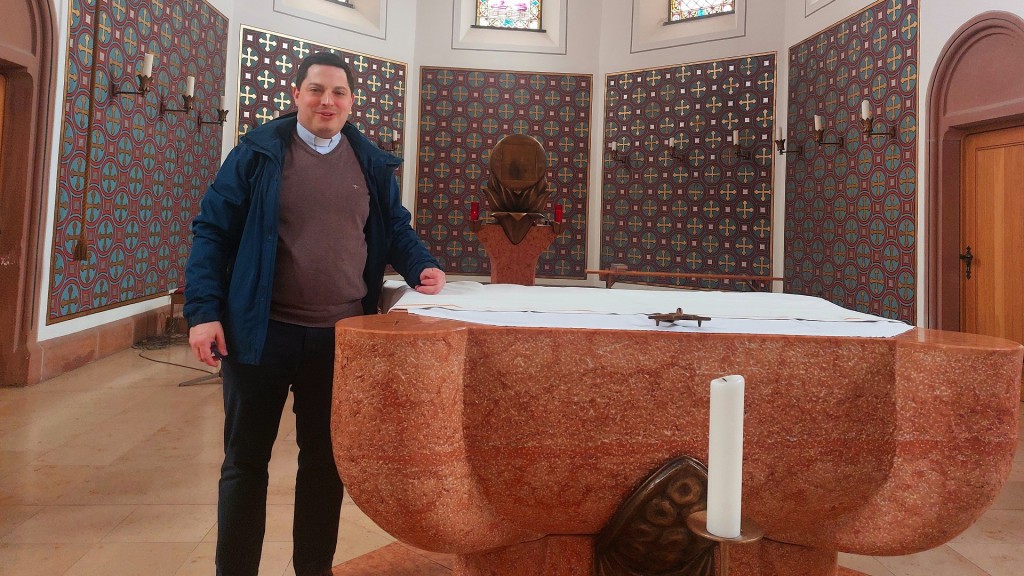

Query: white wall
[597,1,787,288]
[37,0,1024,339]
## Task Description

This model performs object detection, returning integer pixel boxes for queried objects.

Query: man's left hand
[415,267,446,295]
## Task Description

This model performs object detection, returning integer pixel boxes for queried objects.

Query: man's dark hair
[294,52,355,90]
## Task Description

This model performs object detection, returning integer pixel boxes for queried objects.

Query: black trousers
[216,320,343,576]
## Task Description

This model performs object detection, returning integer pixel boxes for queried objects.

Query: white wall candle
[861,99,872,120]
[142,53,155,77]
[219,95,227,110]
[814,115,824,131]
[775,126,784,141]
[609,141,618,151]
[185,75,196,97]
[732,129,740,145]
[706,374,745,538]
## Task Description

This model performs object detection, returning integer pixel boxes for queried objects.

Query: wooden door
[0,74,6,188]
[960,125,1024,400]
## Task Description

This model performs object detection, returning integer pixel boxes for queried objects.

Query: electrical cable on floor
[136,351,216,375]
[133,333,216,375]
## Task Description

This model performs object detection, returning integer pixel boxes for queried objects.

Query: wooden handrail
[585,269,783,290]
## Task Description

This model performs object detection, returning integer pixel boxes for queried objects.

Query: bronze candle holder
[685,510,764,576]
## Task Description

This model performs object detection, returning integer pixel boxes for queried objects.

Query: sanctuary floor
[0,343,1021,576]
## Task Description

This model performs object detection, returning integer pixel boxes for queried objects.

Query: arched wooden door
[0,0,56,386]
[960,125,1024,399]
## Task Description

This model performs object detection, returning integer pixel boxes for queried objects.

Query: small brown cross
[647,308,712,327]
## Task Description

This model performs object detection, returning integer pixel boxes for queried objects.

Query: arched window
[475,0,542,30]
[669,0,735,23]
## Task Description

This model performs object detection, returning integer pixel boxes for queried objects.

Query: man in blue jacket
[184,51,445,576]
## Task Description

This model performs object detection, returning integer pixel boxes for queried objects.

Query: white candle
[775,126,784,141]
[861,99,872,121]
[142,53,155,77]
[609,141,618,151]
[185,75,196,97]
[732,129,740,145]
[393,131,400,142]
[814,115,823,131]
[219,95,227,111]
[707,374,745,538]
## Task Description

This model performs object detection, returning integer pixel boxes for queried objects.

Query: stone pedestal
[473,223,560,285]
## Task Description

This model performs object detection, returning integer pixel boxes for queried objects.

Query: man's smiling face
[292,63,354,139]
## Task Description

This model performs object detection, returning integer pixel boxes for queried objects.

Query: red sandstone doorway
[0,0,56,385]
[960,126,1024,399]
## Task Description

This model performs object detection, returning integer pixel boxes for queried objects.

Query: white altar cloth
[382,281,914,338]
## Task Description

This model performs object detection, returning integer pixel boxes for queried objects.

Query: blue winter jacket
[184,114,439,364]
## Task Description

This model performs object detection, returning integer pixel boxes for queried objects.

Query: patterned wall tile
[601,54,777,290]
[49,0,227,322]
[784,0,918,322]
[236,26,406,157]
[416,68,592,278]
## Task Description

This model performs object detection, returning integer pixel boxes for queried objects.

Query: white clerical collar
[296,121,342,154]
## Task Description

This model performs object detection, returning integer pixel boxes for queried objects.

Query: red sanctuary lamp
[469,201,482,232]
[551,203,565,234]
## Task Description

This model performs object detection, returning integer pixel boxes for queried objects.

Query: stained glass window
[476,0,542,30]
[669,0,735,22]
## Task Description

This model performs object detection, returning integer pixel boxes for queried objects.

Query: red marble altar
[330,313,1022,576]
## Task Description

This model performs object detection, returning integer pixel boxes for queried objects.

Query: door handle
[959,246,973,280]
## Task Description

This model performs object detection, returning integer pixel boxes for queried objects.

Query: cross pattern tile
[49,0,228,322]
[415,68,592,278]
[784,0,918,322]
[601,54,777,290]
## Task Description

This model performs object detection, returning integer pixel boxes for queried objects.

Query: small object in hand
[647,308,711,327]
[210,341,222,359]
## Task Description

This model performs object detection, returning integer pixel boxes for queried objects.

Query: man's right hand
[189,321,227,367]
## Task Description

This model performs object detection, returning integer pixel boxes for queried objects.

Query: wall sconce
[731,129,752,160]
[813,114,845,149]
[112,52,156,98]
[379,131,400,152]
[609,140,643,170]
[666,135,687,162]
[860,100,896,140]
[160,75,196,116]
[774,127,803,156]
[199,95,230,127]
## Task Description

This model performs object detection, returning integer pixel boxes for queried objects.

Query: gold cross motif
[258,35,277,51]
[887,0,902,19]
[901,17,918,37]
[257,70,274,89]
[241,47,258,67]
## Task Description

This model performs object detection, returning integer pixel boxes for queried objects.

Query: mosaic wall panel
[601,54,777,290]
[237,26,406,157]
[784,0,918,322]
[416,68,592,278]
[49,0,228,322]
